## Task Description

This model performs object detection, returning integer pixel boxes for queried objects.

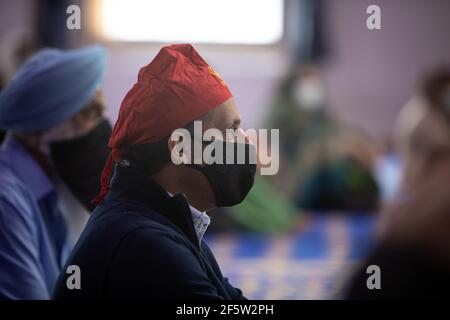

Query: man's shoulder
[0,161,26,194]
[54,199,196,299]
[0,162,41,253]
[0,163,36,218]
[91,199,181,233]
[78,199,192,254]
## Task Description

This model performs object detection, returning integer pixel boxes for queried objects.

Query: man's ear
[167,137,190,164]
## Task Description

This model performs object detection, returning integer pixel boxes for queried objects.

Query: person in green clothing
[268,65,379,212]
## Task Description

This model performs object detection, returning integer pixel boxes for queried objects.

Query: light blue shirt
[0,135,67,299]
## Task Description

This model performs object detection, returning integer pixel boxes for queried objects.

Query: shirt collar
[186,203,211,243]
[0,134,55,200]
[167,192,211,243]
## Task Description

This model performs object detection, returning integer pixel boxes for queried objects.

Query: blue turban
[0,45,106,133]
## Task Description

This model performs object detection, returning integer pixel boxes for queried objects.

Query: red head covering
[92,44,232,204]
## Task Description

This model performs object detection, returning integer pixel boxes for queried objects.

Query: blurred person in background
[227,64,380,235]
[345,67,450,299]
[265,65,379,213]
[0,45,111,299]
[54,44,254,300]
[0,71,4,144]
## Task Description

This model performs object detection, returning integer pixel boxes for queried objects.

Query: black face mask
[189,140,257,207]
[50,119,112,211]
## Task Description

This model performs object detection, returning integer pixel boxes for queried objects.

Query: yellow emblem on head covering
[208,66,227,87]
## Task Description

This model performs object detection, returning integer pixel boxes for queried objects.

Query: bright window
[96,0,284,45]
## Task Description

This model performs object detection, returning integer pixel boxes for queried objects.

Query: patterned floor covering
[205,214,375,299]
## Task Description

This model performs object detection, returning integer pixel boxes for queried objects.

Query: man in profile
[54,44,257,299]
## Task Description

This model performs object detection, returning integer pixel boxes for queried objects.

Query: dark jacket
[53,164,245,300]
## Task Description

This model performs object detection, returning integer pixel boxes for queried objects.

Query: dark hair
[121,119,198,175]
[121,138,171,175]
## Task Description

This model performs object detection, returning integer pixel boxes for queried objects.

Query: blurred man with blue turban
[0,45,111,299]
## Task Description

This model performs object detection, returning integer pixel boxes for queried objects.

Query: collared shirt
[0,135,67,299]
[189,204,211,243]
[53,163,245,300]
[167,192,210,242]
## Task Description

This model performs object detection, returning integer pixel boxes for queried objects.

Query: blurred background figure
[0,73,4,144]
[265,64,379,213]
[394,69,450,199]
[372,137,403,203]
[0,46,109,299]
[1,0,450,299]
[345,67,450,299]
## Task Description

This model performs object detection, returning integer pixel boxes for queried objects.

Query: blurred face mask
[292,77,326,111]
[46,119,112,211]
